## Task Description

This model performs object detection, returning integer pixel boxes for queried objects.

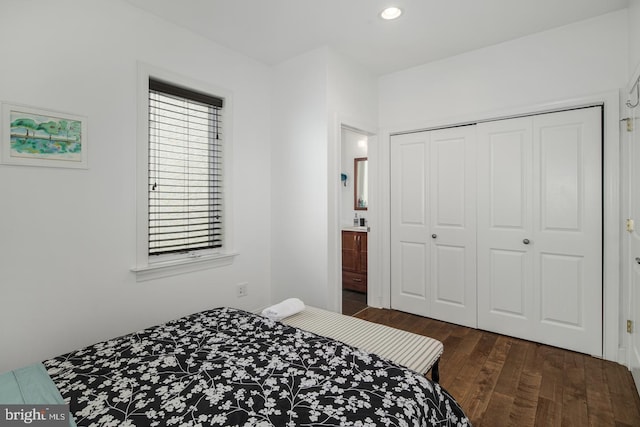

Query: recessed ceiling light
[380,6,402,20]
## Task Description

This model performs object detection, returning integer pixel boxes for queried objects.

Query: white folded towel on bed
[261,298,305,320]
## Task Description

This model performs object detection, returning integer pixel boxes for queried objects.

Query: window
[148,79,223,256]
[134,65,236,280]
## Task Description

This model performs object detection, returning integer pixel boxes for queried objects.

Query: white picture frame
[1,103,88,169]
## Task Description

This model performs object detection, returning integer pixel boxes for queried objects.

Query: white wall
[0,0,272,373]
[378,10,628,360]
[380,10,628,130]
[629,1,640,76]
[270,47,377,311]
[271,48,329,308]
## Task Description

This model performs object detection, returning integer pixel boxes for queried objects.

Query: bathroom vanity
[341,228,367,293]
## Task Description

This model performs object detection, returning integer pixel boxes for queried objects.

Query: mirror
[354,157,368,210]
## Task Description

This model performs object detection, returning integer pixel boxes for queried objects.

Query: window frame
[133,63,236,281]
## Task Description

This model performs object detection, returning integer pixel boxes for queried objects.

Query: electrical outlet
[236,282,248,298]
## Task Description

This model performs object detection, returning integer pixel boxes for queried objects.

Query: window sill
[132,252,238,282]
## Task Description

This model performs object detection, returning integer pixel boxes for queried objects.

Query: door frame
[379,90,621,362]
[623,63,640,387]
[623,98,640,388]
[329,114,378,313]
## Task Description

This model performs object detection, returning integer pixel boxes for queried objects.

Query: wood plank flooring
[354,307,640,427]
[341,289,367,316]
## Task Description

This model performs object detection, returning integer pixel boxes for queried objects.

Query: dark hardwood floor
[355,307,640,427]
[341,289,367,316]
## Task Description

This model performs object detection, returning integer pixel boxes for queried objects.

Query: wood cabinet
[342,230,367,293]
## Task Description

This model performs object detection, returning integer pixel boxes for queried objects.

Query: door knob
[523,239,530,245]
[432,234,437,239]
[636,257,640,264]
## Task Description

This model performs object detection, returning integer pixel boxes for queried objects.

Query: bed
[10,307,470,426]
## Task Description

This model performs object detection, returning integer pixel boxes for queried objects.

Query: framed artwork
[1,103,88,168]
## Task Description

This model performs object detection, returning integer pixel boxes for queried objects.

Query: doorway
[341,126,371,315]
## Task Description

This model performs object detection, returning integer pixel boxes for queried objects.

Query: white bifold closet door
[390,126,477,328]
[477,107,602,356]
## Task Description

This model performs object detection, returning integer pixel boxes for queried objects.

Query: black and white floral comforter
[44,307,470,426]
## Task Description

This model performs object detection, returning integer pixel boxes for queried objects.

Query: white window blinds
[148,78,223,256]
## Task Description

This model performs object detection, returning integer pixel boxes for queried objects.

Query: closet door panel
[489,248,527,318]
[433,136,465,226]
[429,126,477,327]
[391,127,477,326]
[539,125,581,231]
[477,117,534,335]
[539,253,583,327]
[533,108,602,355]
[433,244,465,304]
[399,242,428,298]
[478,107,602,356]
[399,143,427,224]
[490,134,527,228]
[391,132,430,317]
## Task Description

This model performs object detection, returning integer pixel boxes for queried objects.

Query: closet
[390,107,602,355]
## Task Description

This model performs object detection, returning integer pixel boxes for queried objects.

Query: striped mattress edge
[280,306,443,376]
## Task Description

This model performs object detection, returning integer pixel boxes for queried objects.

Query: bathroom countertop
[342,226,369,232]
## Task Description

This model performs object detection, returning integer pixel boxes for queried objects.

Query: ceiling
[126,0,630,76]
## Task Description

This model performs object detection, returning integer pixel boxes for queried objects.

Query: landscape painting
[1,104,88,168]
